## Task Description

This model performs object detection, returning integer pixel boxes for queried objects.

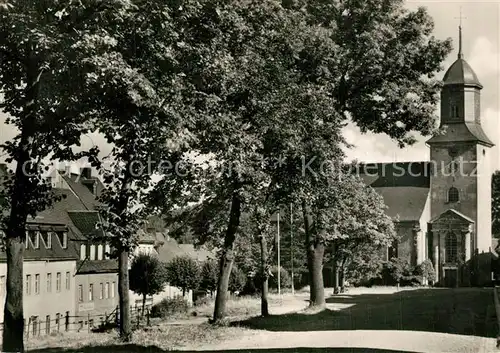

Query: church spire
[455,7,466,59]
[458,25,463,59]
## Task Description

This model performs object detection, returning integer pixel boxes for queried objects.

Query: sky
[1,0,500,172]
[343,0,500,170]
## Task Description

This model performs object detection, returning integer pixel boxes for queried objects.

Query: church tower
[427,25,494,287]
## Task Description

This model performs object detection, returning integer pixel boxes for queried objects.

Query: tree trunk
[118,249,131,342]
[259,235,269,317]
[213,191,242,324]
[3,234,25,353]
[142,294,146,318]
[302,201,325,308]
[3,48,41,353]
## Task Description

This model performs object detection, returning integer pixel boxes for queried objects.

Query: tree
[72,1,195,341]
[0,2,105,350]
[492,171,500,238]
[151,0,451,320]
[129,254,168,316]
[149,0,329,323]
[200,259,218,297]
[166,255,201,296]
[268,0,452,308]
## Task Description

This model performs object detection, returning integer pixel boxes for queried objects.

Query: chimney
[81,167,92,179]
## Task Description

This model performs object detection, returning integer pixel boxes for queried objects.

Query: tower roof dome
[443,58,482,88]
[443,25,482,88]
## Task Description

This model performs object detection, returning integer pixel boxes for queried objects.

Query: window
[28,231,39,249]
[78,285,83,303]
[89,284,93,301]
[65,272,70,290]
[32,316,38,336]
[55,313,60,332]
[105,244,111,259]
[97,244,104,260]
[40,231,51,249]
[105,282,110,299]
[34,274,40,295]
[99,283,104,299]
[56,272,61,292]
[80,244,87,260]
[0,275,5,296]
[111,282,115,298]
[445,232,458,263]
[451,104,459,118]
[450,160,459,175]
[25,275,31,295]
[45,315,50,335]
[448,187,459,203]
[46,273,52,292]
[90,245,96,260]
[57,231,67,248]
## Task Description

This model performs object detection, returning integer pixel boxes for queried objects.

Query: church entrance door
[444,268,458,287]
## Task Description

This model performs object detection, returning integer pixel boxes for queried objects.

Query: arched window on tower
[448,187,459,203]
[445,232,458,263]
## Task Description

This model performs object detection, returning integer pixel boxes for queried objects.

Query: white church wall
[476,144,493,253]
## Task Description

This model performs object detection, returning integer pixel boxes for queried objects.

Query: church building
[360,26,496,287]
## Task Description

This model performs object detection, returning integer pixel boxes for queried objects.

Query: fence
[0,304,153,339]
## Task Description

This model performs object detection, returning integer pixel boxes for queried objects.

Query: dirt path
[186,330,496,353]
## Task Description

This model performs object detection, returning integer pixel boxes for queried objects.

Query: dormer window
[451,105,459,118]
[40,232,51,249]
[80,244,86,261]
[56,231,67,249]
[90,245,96,260]
[28,231,39,249]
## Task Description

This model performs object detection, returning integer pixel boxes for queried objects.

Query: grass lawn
[23,288,498,353]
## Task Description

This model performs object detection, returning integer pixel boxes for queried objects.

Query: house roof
[430,208,474,224]
[76,259,118,274]
[427,122,494,147]
[153,233,214,264]
[60,172,104,210]
[358,162,430,222]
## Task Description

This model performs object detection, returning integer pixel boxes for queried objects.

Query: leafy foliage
[199,259,219,295]
[228,266,247,294]
[129,254,168,298]
[166,256,201,296]
[415,259,436,284]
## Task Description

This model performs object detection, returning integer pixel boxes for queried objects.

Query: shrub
[268,266,291,289]
[150,297,189,318]
[166,255,201,296]
[415,259,436,285]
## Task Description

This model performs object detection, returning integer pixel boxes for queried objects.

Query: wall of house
[75,272,119,328]
[0,260,76,334]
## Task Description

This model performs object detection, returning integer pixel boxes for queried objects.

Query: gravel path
[190,330,496,353]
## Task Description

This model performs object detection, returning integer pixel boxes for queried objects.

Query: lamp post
[277,209,281,297]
